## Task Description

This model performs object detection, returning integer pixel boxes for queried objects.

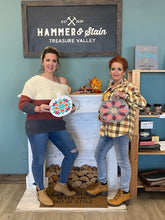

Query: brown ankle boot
[107,189,130,206]
[36,189,54,207]
[53,182,76,196]
[86,181,108,197]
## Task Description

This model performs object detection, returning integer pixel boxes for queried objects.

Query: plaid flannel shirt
[99,79,146,139]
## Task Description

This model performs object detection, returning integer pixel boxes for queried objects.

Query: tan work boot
[53,182,76,196]
[36,189,54,207]
[108,188,130,206]
[86,181,108,197]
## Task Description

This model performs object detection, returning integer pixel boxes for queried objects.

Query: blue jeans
[28,129,78,190]
[95,135,131,192]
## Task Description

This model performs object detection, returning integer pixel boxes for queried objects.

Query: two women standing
[19,48,146,207]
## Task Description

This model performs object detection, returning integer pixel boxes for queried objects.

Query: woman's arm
[114,84,146,110]
[18,95,36,114]
[18,95,50,114]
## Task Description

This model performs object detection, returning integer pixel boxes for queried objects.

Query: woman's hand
[113,90,127,99]
[34,104,50,113]
[99,115,111,125]
[70,104,76,114]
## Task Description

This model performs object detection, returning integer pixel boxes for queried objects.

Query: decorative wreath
[99,98,129,123]
[49,95,72,117]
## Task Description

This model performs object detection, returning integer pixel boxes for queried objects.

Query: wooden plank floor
[0,183,165,220]
[0,174,26,184]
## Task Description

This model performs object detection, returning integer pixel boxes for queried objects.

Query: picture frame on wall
[135,45,158,70]
[21,0,122,57]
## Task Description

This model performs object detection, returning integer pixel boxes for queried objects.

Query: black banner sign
[21,0,122,57]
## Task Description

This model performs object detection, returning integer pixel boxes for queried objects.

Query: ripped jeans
[28,129,78,190]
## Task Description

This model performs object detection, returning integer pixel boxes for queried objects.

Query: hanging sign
[21,0,122,57]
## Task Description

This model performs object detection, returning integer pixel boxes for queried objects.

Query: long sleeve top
[18,75,69,135]
[99,79,147,139]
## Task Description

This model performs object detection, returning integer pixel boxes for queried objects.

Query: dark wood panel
[21,0,122,57]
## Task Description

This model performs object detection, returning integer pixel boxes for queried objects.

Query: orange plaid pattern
[99,79,146,139]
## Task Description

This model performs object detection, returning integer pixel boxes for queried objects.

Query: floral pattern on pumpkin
[100,99,129,123]
[50,96,72,117]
